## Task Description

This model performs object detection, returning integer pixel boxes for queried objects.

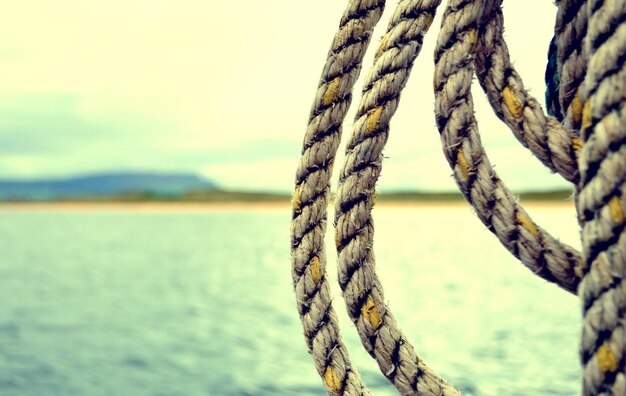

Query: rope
[291,0,626,394]
[290,1,386,394]
[474,1,581,185]
[576,0,626,393]
[433,0,582,295]
[556,0,589,134]
[333,0,460,394]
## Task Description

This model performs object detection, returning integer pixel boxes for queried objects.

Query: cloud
[0,94,173,177]
[0,95,123,154]
[0,1,566,192]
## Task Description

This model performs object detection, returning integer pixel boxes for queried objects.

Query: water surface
[0,205,581,395]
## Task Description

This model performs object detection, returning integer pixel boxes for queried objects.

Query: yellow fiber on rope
[423,14,434,32]
[361,296,381,329]
[609,196,624,225]
[503,86,523,118]
[366,106,383,134]
[323,77,340,106]
[310,256,321,284]
[516,211,539,238]
[572,138,584,151]
[375,34,389,59]
[571,91,583,124]
[324,366,342,393]
[597,344,619,374]
[335,229,341,249]
[468,28,477,53]
[424,14,433,33]
[582,99,592,130]
[292,185,302,213]
[456,148,471,180]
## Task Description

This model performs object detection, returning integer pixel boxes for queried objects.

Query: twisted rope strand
[291,1,386,394]
[556,0,590,134]
[334,1,460,394]
[433,0,583,294]
[474,0,581,185]
[576,0,626,393]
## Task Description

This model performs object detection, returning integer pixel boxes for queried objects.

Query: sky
[0,1,572,193]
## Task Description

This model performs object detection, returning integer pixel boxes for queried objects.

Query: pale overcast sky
[0,1,571,192]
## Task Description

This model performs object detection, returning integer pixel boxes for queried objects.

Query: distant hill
[68,189,292,203]
[39,188,571,204]
[0,172,216,201]
[377,189,574,202]
[0,174,574,203]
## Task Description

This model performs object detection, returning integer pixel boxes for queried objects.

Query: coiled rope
[433,0,581,295]
[290,1,385,394]
[291,0,625,394]
[334,0,459,394]
[577,0,626,393]
[474,2,581,185]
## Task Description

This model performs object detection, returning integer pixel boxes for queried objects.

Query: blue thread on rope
[545,35,563,121]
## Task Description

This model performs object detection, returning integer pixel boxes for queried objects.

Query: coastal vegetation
[0,172,573,203]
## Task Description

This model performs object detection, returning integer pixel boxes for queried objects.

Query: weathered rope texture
[474,0,581,185]
[334,0,459,394]
[433,0,582,294]
[576,0,626,394]
[556,0,589,135]
[291,1,386,394]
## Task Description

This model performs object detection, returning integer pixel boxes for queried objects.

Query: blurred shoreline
[0,200,574,211]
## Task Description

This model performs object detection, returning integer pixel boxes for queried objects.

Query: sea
[0,204,582,395]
